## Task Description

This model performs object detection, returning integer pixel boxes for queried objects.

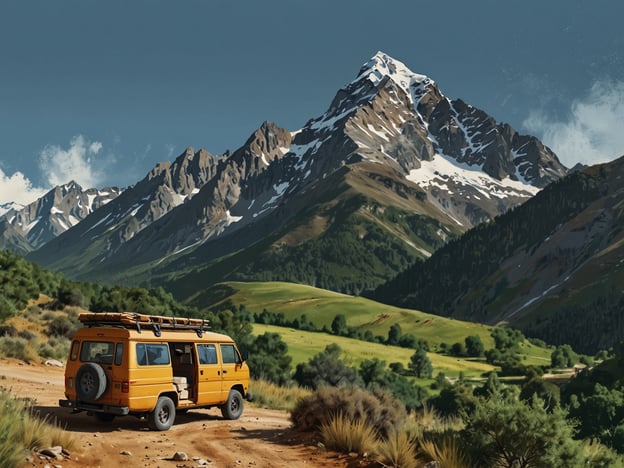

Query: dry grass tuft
[320,412,378,455]
[249,378,311,411]
[376,429,417,468]
[417,436,471,468]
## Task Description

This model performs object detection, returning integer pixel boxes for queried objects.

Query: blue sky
[1,0,623,204]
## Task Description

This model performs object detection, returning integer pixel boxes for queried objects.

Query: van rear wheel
[148,396,175,431]
[220,389,243,420]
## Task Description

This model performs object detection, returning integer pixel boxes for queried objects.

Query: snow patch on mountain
[0,202,23,218]
[225,210,242,226]
[407,153,540,199]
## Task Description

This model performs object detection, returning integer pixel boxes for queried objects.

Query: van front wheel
[221,389,243,420]
[148,396,175,431]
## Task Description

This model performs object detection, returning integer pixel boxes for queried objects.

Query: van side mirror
[241,351,249,362]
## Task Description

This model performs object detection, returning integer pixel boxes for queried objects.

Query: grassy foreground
[0,387,75,467]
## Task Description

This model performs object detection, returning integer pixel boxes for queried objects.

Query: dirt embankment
[0,359,354,468]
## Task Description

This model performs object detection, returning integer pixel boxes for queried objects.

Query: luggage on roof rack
[78,312,210,337]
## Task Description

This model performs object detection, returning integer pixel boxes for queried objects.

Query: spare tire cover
[75,362,108,401]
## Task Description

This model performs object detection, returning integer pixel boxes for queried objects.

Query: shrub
[0,325,17,337]
[39,336,71,360]
[0,337,39,362]
[18,330,37,341]
[47,315,79,339]
[23,305,42,321]
[291,386,407,438]
[320,412,378,455]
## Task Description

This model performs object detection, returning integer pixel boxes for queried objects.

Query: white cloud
[523,80,624,167]
[0,169,47,206]
[38,135,106,188]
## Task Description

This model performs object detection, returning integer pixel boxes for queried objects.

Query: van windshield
[80,341,115,364]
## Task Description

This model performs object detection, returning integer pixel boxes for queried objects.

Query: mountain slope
[28,52,566,296]
[372,156,624,353]
[0,182,121,254]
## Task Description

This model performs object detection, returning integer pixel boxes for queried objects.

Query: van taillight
[67,377,73,389]
[122,381,129,393]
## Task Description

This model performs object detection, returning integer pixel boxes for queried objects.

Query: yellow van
[59,312,251,430]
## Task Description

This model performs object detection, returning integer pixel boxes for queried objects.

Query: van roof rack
[78,312,211,337]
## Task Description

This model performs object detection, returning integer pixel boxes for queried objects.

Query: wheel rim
[80,373,95,394]
[230,397,240,413]
[157,404,171,424]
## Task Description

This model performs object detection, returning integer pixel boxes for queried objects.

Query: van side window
[115,343,123,366]
[197,344,218,364]
[136,343,170,366]
[220,344,241,364]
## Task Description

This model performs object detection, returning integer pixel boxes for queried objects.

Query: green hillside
[190,281,496,349]
[191,281,552,365]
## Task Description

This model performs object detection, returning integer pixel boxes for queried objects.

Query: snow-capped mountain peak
[356,51,432,104]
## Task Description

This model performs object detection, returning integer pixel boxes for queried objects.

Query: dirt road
[0,359,353,468]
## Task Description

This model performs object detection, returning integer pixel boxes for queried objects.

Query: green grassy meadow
[202,281,552,365]
[200,281,497,349]
[252,323,498,380]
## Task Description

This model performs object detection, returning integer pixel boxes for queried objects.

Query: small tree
[520,378,560,411]
[408,348,432,379]
[463,395,585,467]
[293,344,362,389]
[474,372,502,398]
[386,323,402,346]
[450,342,466,357]
[551,344,578,368]
[465,335,485,357]
[247,332,292,385]
[331,314,347,336]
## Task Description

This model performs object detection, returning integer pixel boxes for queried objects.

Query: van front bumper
[59,399,130,416]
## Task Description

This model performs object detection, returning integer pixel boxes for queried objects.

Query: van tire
[75,363,107,401]
[148,396,175,431]
[220,389,243,420]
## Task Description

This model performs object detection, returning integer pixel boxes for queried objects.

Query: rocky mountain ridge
[27,52,567,295]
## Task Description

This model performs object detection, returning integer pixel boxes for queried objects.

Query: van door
[196,343,222,405]
[219,343,244,394]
